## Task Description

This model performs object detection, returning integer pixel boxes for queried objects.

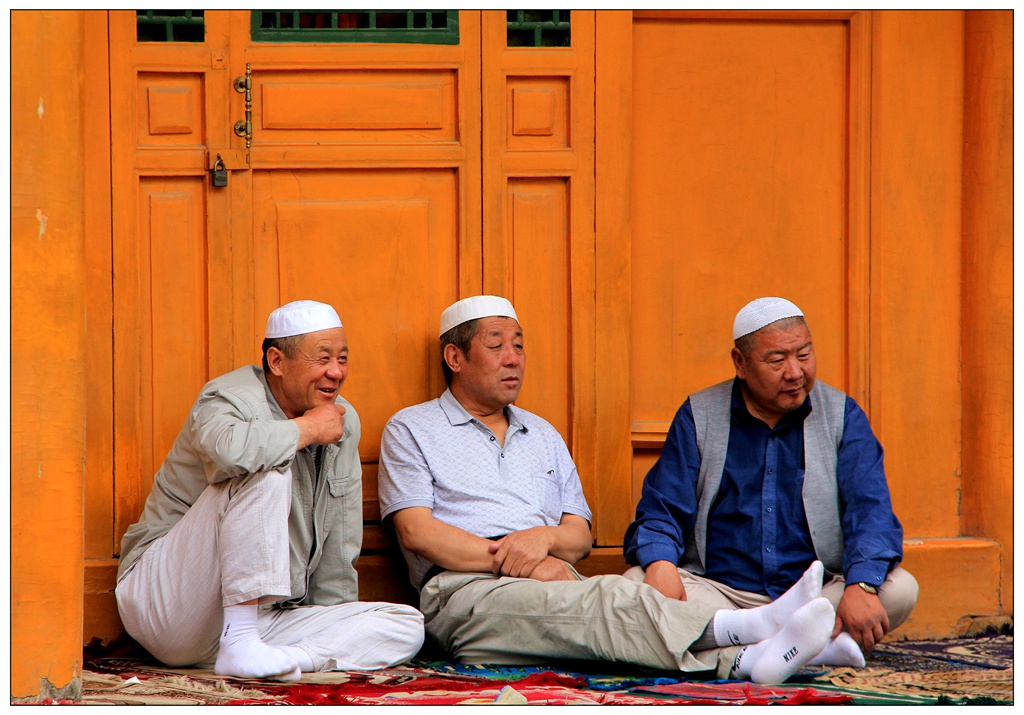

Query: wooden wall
[11,11,88,699]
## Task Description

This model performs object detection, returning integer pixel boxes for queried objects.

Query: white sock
[214,604,299,680]
[807,631,866,667]
[728,598,834,684]
[276,645,316,673]
[712,561,824,646]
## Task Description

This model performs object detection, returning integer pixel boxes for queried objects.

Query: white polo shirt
[378,389,593,588]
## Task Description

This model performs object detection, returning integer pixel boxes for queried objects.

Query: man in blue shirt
[624,297,918,667]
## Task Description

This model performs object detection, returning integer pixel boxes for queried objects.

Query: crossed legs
[116,469,297,679]
[422,562,835,683]
[116,469,425,679]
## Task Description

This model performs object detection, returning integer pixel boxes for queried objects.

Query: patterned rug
[802,635,1015,705]
[22,633,1012,705]
[72,660,853,706]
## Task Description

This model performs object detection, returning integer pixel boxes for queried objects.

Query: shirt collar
[730,376,813,428]
[439,388,527,433]
[259,368,290,420]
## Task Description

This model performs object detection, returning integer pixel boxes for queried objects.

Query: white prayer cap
[732,297,804,340]
[265,300,343,339]
[439,295,519,337]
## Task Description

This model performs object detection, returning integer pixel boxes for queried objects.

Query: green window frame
[506,10,570,48]
[136,10,205,43]
[251,10,459,44]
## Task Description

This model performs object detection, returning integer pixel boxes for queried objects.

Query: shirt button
[489,436,496,441]
[501,453,505,458]
[767,469,774,474]
[766,507,773,513]
[766,547,772,553]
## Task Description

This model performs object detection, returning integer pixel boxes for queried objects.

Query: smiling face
[266,327,349,419]
[446,316,525,417]
[731,320,816,428]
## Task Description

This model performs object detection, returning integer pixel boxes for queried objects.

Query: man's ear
[731,347,747,380]
[443,343,463,375]
[266,346,286,377]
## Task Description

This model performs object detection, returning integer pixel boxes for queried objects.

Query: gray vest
[682,379,847,575]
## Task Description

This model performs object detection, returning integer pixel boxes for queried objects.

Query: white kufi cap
[732,297,804,340]
[265,300,343,339]
[439,295,519,337]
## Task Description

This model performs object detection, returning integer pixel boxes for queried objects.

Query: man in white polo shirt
[377,295,840,684]
[116,300,424,681]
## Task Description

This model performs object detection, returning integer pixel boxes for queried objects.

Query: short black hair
[261,334,303,373]
[439,319,480,387]
[734,315,808,356]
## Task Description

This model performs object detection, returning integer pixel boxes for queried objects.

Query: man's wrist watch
[856,581,879,595]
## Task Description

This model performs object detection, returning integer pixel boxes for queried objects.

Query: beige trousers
[116,469,424,672]
[621,565,919,634]
[420,568,743,679]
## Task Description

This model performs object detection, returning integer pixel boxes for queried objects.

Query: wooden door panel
[256,70,457,140]
[589,12,872,539]
[137,74,205,145]
[630,17,850,433]
[108,11,233,544]
[481,11,598,534]
[252,168,460,517]
[140,179,211,468]
[115,177,211,539]
[508,178,571,442]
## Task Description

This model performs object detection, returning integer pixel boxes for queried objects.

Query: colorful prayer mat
[39,633,1011,706]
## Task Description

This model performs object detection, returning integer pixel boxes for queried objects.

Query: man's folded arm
[546,513,592,564]
[391,506,498,574]
[192,395,301,481]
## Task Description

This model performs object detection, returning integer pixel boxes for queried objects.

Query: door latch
[233,63,252,149]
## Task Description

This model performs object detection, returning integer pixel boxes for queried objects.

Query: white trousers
[116,469,424,672]
[622,564,919,633]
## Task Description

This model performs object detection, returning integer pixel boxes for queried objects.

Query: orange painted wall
[11,11,87,698]
[961,10,1014,613]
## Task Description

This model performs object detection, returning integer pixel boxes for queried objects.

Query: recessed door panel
[252,168,459,458]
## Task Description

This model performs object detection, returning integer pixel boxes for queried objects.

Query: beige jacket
[117,366,363,607]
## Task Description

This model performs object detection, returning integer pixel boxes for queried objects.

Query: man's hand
[526,555,578,582]
[642,560,686,600]
[834,584,889,652]
[295,403,346,449]
[488,526,554,578]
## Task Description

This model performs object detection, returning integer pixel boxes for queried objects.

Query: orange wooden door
[479,11,598,530]
[101,10,482,584]
[595,11,874,543]
[107,12,239,546]
[97,11,605,611]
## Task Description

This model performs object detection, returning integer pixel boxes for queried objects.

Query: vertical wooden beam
[869,11,964,538]
[83,10,114,560]
[960,9,1014,614]
[11,10,88,699]
[594,11,633,545]
[845,11,872,411]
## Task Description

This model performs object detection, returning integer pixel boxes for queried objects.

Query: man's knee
[380,604,427,650]
[881,567,919,630]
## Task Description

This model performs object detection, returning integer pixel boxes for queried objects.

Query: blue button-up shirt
[624,378,903,598]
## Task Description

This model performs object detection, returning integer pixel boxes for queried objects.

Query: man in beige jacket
[116,300,423,681]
